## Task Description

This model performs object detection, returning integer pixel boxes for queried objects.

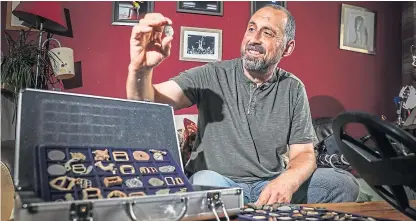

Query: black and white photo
[340,4,376,55]
[177,1,223,16]
[180,27,222,62]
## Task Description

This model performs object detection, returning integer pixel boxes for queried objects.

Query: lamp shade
[12,2,67,33]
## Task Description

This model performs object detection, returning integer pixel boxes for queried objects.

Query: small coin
[244,208,255,212]
[148,177,164,186]
[47,164,66,175]
[159,165,175,172]
[277,217,292,220]
[133,151,150,161]
[48,150,66,161]
[277,206,292,211]
[253,216,266,220]
[164,25,174,37]
[155,188,170,195]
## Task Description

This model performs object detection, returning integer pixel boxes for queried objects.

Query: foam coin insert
[238,203,397,221]
[36,145,193,202]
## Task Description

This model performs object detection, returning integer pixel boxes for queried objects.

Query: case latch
[69,202,93,221]
[207,192,229,221]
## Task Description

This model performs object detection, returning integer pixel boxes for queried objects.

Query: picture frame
[179,26,222,63]
[112,1,154,26]
[177,1,223,16]
[5,1,37,31]
[339,4,377,55]
[251,1,287,15]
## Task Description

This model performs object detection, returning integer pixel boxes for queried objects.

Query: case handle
[126,196,189,221]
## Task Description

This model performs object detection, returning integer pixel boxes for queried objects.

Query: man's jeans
[189,168,360,204]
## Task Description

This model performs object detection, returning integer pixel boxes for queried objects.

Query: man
[126,5,360,205]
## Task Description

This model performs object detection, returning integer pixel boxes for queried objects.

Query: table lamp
[12,1,68,87]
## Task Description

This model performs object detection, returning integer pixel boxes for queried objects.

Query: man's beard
[241,44,282,73]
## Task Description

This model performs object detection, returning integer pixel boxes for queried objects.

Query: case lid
[14,89,183,189]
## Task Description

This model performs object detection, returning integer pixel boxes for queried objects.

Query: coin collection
[238,203,392,221]
[37,146,193,202]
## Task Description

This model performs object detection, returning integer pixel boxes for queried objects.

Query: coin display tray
[36,145,193,202]
[238,203,397,221]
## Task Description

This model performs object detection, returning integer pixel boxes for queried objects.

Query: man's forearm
[278,146,317,192]
[126,65,155,101]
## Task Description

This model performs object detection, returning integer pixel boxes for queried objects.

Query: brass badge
[119,165,135,174]
[112,151,129,161]
[49,176,77,191]
[82,188,103,200]
[92,149,110,161]
[103,176,123,187]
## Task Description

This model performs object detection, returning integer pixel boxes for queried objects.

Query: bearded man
[126,4,360,205]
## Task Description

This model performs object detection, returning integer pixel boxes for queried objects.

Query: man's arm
[275,143,317,192]
[126,65,192,110]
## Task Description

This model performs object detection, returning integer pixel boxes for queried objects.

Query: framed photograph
[177,1,223,16]
[112,1,154,26]
[340,4,376,55]
[251,1,287,15]
[180,26,222,63]
[5,1,37,31]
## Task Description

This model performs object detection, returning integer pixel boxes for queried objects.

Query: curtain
[402,2,416,88]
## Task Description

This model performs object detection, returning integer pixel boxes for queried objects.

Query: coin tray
[36,145,193,202]
[237,203,397,221]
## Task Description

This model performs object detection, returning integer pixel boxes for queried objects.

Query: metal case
[13,89,243,221]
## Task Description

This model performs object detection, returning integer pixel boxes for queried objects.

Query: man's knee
[310,168,360,203]
[189,170,233,187]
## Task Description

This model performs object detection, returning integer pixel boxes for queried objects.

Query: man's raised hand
[129,13,173,72]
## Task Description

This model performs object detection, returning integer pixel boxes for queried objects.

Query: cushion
[176,118,198,168]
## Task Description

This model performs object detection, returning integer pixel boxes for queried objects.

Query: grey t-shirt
[171,58,317,183]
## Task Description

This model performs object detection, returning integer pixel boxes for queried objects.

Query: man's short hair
[263,4,296,44]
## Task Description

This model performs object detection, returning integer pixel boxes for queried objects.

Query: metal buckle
[207,192,229,221]
[69,202,93,221]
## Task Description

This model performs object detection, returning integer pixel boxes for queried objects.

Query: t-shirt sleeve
[288,84,318,146]
[170,64,213,106]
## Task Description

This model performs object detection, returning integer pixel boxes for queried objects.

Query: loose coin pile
[238,203,380,221]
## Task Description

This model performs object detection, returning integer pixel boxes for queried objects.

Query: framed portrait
[340,4,377,55]
[177,1,223,16]
[180,27,222,63]
[5,1,37,31]
[112,1,154,26]
[251,1,287,15]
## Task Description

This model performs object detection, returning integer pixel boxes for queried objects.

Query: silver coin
[47,150,66,161]
[148,177,164,186]
[153,152,164,161]
[252,216,266,220]
[47,164,66,176]
[159,165,175,172]
[164,25,174,37]
[277,206,292,211]
[125,177,143,188]
[155,189,170,195]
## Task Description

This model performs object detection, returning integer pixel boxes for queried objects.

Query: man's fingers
[161,36,173,57]
[266,192,279,205]
[255,190,270,206]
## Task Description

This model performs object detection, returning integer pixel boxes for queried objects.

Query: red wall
[1,1,402,121]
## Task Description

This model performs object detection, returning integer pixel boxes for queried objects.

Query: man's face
[241,7,287,73]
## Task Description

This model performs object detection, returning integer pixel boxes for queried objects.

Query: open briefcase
[13,89,244,221]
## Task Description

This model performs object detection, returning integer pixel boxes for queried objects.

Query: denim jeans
[189,168,360,204]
